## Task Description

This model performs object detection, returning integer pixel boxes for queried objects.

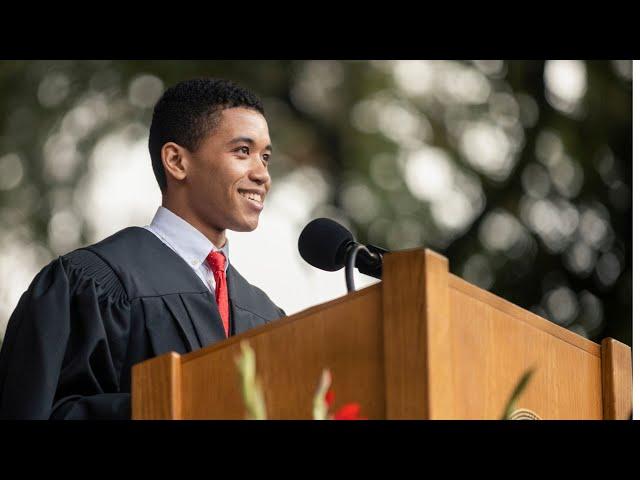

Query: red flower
[325,389,335,408]
[333,403,366,420]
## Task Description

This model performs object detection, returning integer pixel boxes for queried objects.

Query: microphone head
[298,218,355,271]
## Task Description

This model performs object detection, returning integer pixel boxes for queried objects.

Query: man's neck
[161,199,227,249]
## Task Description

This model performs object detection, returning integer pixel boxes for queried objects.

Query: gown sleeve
[0,249,132,420]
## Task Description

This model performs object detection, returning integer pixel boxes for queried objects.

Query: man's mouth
[238,189,265,210]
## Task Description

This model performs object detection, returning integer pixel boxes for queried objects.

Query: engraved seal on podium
[508,408,541,420]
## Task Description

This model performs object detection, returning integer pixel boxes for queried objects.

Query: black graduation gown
[0,227,285,420]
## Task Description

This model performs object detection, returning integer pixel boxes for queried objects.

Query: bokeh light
[0,60,631,350]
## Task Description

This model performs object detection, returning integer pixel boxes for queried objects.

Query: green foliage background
[0,60,632,346]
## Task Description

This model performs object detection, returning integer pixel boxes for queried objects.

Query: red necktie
[206,250,229,337]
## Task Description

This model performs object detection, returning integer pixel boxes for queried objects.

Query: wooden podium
[132,249,632,420]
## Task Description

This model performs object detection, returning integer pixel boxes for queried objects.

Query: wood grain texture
[449,274,602,419]
[382,249,454,419]
[180,285,385,419]
[131,249,629,420]
[424,251,455,419]
[601,337,632,419]
[449,275,599,355]
[132,352,182,420]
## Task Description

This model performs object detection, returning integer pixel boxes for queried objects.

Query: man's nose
[249,157,270,186]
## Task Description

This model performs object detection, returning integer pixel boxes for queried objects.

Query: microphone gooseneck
[345,244,370,292]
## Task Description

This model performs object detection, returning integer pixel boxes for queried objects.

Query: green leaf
[312,369,332,420]
[500,367,535,420]
[235,341,267,420]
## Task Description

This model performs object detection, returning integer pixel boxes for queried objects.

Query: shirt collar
[148,206,229,271]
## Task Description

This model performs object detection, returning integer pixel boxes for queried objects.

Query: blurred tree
[0,60,631,346]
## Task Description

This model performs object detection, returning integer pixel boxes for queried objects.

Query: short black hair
[148,78,265,192]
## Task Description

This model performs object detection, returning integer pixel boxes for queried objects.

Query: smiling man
[0,78,286,419]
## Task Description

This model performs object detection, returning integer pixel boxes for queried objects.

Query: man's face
[185,107,272,234]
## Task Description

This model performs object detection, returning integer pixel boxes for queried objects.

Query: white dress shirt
[144,206,229,295]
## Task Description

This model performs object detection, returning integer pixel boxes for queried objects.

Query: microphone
[298,218,388,291]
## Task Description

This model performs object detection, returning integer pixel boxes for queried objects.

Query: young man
[0,78,285,419]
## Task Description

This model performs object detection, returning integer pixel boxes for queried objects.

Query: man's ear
[161,142,189,183]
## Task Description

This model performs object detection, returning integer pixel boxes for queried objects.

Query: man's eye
[262,154,270,162]
[236,146,250,155]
